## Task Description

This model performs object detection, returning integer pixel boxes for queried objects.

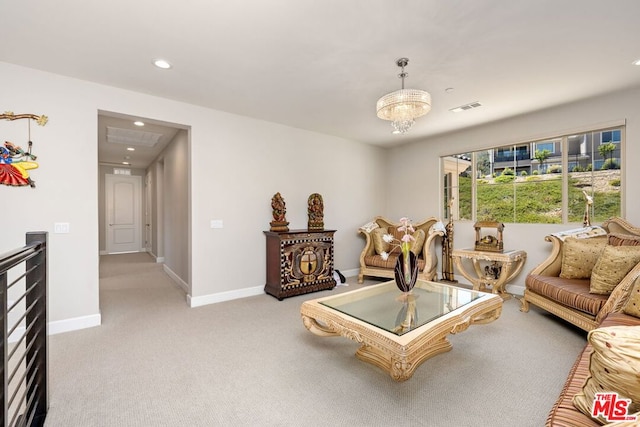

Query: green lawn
[458,174,620,224]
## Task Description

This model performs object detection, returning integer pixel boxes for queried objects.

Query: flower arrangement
[381,217,419,293]
[380,217,416,261]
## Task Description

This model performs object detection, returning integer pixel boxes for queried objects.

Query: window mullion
[561,136,568,223]
[471,152,477,222]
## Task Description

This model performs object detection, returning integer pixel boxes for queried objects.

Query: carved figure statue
[269,192,289,231]
[442,198,456,282]
[271,192,286,222]
[307,193,324,230]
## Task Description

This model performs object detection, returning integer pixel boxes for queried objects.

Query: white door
[144,173,152,254]
[106,174,142,254]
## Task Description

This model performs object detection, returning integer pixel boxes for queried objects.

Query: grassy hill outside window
[442,125,623,224]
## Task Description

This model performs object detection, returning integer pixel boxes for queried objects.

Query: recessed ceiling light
[127,147,135,151]
[134,121,144,126]
[122,161,130,165]
[152,59,172,69]
[633,59,640,66]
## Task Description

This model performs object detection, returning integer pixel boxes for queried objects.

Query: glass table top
[319,280,483,336]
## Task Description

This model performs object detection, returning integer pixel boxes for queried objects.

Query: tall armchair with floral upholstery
[358,216,445,284]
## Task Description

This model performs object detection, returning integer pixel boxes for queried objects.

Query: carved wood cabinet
[264,229,336,300]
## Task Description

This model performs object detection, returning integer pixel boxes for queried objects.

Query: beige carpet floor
[44,252,587,426]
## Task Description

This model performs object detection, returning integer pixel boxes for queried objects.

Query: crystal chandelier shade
[376,58,431,134]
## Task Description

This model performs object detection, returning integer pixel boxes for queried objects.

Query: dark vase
[394,251,418,293]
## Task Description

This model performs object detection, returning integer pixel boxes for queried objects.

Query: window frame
[441,122,625,224]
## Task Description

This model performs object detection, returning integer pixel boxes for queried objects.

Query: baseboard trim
[49,313,102,335]
[339,268,359,278]
[188,286,264,308]
[147,250,164,263]
[163,264,189,293]
[100,249,145,255]
[8,313,101,342]
[444,277,525,297]
[506,284,525,296]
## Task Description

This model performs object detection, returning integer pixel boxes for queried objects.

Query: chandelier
[376,58,431,134]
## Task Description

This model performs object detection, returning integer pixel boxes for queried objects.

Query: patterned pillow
[559,236,608,279]
[590,245,640,295]
[623,278,640,318]
[573,326,640,424]
[371,227,390,255]
[609,233,640,247]
[410,229,426,257]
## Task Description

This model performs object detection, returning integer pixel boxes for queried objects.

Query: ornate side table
[451,248,527,299]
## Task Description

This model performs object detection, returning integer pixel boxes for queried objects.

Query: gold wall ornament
[1,112,49,126]
[1,111,48,188]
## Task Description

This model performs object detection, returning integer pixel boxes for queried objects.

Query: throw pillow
[410,229,426,257]
[609,233,640,247]
[573,325,640,424]
[371,227,390,255]
[623,278,640,318]
[559,236,607,279]
[590,245,640,295]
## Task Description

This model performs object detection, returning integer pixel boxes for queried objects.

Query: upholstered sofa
[520,217,640,426]
[547,312,640,426]
[358,216,444,284]
[521,217,640,331]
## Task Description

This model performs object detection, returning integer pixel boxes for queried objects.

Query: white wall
[153,129,189,286]
[1,61,386,330]
[387,87,640,291]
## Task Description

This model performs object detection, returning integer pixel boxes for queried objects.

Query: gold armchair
[358,216,444,284]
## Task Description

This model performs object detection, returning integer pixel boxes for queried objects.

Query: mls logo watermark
[592,392,638,422]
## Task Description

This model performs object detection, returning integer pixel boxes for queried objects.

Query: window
[535,141,555,154]
[442,126,623,224]
[601,130,621,144]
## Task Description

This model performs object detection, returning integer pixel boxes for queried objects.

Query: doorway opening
[97,110,191,306]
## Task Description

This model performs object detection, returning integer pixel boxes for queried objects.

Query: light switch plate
[54,223,70,233]
[210,220,224,229]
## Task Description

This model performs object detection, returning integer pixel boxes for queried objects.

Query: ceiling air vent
[449,101,482,113]
[106,126,163,147]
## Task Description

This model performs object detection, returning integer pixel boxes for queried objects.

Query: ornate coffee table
[300,279,502,381]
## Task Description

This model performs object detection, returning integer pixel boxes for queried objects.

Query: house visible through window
[601,130,621,144]
[441,126,623,224]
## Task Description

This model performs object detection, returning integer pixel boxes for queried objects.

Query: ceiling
[97,113,181,169]
[2,0,640,153]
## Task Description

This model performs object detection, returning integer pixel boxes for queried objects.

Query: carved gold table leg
[356,337,453,382]
[301,315,340,337]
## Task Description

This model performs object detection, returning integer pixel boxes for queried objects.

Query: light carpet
[44,253,587,427]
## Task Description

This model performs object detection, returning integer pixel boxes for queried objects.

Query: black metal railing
[1,232,48,427]
[493,152,531,163]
